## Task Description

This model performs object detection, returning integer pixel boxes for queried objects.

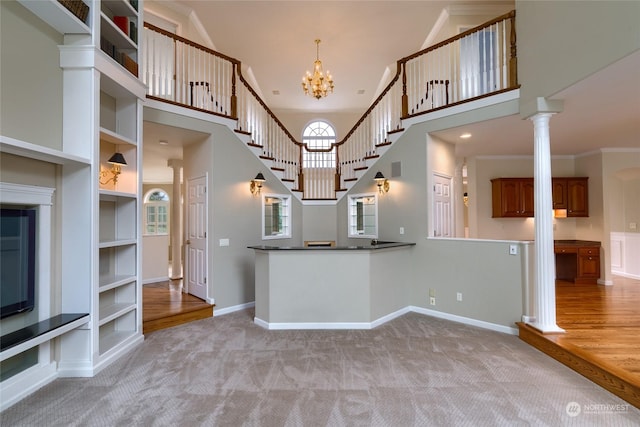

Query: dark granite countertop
[554,240,601,246]
[248,241,416,251]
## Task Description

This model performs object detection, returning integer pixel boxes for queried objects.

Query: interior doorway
[185,175,208,300]
[433,173,453,238]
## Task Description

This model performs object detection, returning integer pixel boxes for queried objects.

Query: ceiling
[143,1,640,183]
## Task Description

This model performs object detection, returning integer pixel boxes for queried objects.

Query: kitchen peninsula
[248,242,415,329]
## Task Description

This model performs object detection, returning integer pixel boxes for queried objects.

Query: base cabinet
[555,241,600,284]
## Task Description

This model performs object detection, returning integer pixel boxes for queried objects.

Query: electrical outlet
[630,222,637,230]
[400,227,405,235]
[456,292,462,302]
[429,297,436,306]
[509,244,518,255]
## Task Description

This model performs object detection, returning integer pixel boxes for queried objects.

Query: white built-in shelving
[1,2,144,408]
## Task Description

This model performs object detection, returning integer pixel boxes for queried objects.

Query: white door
[433,174,453,237]
[185,176,207,300]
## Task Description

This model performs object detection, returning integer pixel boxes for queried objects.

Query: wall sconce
[463,192,469,207]
[99,152,127,186]
[250,172,265,195]
[374,171,389,194]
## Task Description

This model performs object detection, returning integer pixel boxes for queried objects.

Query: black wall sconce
[250,172,266,195]
[99,152,127,186]
[374,171,389,194]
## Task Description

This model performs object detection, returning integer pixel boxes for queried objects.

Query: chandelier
[302,39,334,99]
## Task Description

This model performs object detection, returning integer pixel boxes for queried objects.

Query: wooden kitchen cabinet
[491,178,534,217]
[567,178,589,217]
[555,240,600,284]
[492,177,589,218]
[552,177,589,217]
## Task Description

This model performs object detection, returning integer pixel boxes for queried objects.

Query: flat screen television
[0,208,36,319]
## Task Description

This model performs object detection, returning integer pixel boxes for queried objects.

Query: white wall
[1,1,63,149]
[142,235,169,283]
[517,0,640,108]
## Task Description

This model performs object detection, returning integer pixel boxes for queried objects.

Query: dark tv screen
[0,208,36,319]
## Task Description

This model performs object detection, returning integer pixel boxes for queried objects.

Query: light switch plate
[509,244,518,255]
[219,238,230,247]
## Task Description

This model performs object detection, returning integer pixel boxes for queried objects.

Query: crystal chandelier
[302,39,334,99]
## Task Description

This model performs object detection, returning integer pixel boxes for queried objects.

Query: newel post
[231,62,237,119]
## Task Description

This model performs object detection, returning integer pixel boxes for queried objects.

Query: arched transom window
[143,189,170,235]
[302,120,336,168]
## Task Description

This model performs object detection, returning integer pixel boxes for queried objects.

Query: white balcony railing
[142,11,517,200]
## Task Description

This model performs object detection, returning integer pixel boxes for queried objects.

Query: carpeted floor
[2,309,639,426]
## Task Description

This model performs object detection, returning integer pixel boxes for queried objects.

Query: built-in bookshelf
[100,0,139,76]
[0,0,144,411]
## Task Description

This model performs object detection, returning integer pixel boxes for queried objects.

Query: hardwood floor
[518,275,640,408]
[143,279,213,334]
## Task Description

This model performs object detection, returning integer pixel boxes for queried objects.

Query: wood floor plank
[518,276,640,408]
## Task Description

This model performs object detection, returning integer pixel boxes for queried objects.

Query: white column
[168,159,183,279]
[529,113,564,333]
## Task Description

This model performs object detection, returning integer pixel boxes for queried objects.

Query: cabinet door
[567,178,588,217]
[578,248,600,280]
[520,179,535,217]
[498,179,521,217]
[552,178,567,209]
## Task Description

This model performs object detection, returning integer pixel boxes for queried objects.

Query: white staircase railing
[142,11,518,201]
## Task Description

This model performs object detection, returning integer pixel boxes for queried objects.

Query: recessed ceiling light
[159,140,169,145]
[460,133,472,139]
[272,90,280,95]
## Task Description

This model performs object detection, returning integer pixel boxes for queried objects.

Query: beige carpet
[2,310,639,426]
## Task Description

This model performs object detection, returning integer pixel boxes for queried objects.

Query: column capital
[167,159,183,169]
[521,97,564,120]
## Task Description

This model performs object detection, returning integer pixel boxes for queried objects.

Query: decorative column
[529,113,564,333]
[168,159,183,280]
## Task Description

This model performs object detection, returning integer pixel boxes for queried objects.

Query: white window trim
[348,192,378,239]
[143,189,170,236]
[262,193,292,240]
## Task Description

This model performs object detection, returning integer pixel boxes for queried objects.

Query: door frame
[430,172,455,238]
[184,174,209,302]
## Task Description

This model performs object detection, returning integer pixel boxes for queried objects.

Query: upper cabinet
[492,177,589,218]
[491,178,534,218]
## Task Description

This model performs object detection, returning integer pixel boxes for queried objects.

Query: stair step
[143,304,213,334]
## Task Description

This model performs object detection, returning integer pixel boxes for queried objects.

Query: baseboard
[254,317,374,330]
[143,276,170,285]
[214,301,254,316]
[252,306,517,335]
[612,271,640,281]
[409,306,519,335]
[0,361,57,411]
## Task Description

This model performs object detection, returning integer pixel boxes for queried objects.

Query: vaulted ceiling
[142,1,640,183]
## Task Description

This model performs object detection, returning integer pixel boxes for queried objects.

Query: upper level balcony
[142,11,518,202]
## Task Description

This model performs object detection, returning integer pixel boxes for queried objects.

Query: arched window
[143,189,170,235]
[302,120,336,168]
